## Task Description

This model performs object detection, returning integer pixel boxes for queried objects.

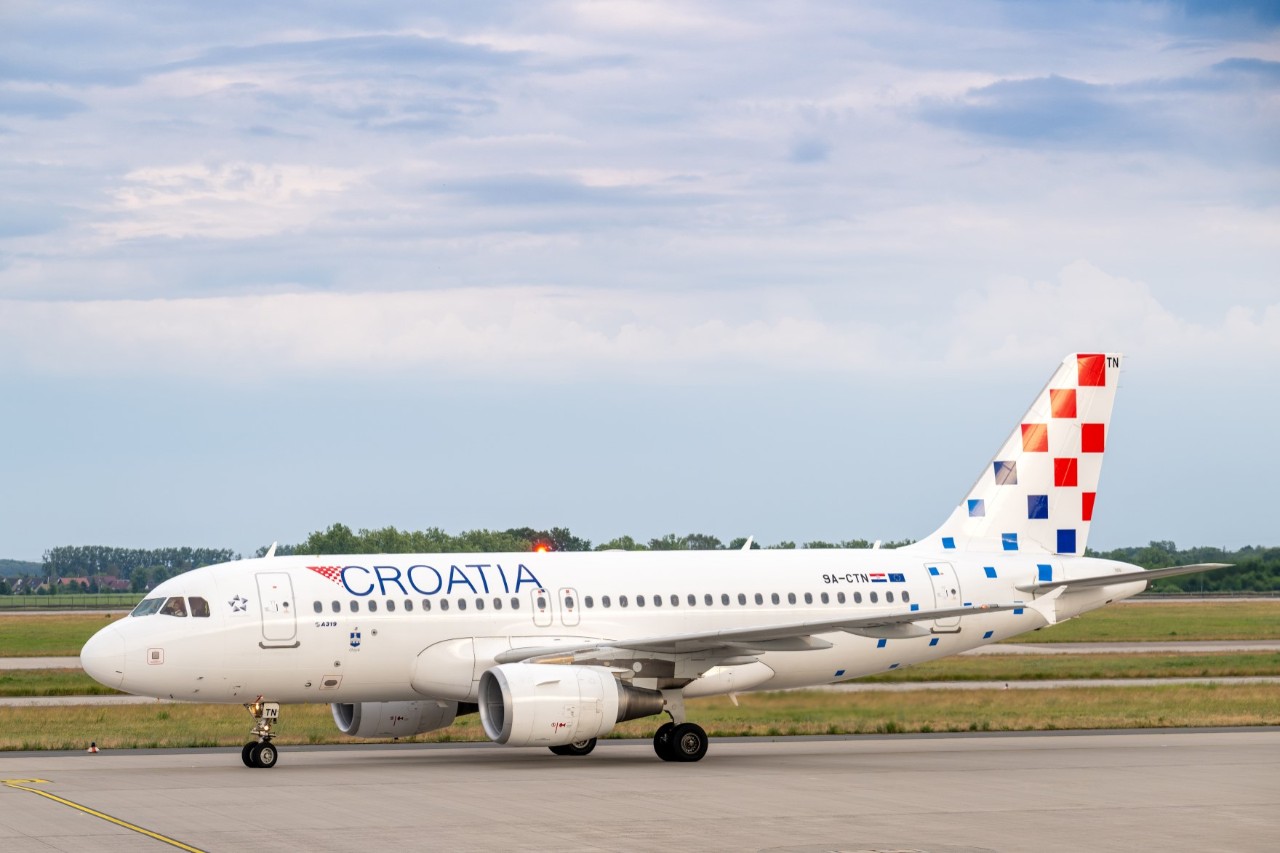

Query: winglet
[741,536,754,551]
[264,542,278,559]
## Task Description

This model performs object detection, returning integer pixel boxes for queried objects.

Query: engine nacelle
[479,663,664,747]
[331,700,458,739]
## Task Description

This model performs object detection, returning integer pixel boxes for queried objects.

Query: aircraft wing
[1016,563,1231,593]
[496,601,1023,665]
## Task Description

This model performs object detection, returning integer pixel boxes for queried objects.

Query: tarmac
[1,729,1277,852]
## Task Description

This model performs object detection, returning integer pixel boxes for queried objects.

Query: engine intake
[331,700,459,739]
[479,663,665,747]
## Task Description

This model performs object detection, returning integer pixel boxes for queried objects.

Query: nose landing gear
[241,696,281,769]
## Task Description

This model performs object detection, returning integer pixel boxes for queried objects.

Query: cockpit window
[189,596,210,617]
[160,597,188,617]
[130,597,165,617]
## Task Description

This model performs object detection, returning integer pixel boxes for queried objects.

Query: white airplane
[80,352,1225,767]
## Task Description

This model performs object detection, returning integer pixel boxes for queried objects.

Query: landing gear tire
[255,741,278,769]
[548,738,597,757]
[241,742,255,767]
[653,721,677,761]
[669,722,708,763]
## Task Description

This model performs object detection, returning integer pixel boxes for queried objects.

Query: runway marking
[2,778,208,852]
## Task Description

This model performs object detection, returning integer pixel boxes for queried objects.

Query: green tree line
[5,529,1278,593]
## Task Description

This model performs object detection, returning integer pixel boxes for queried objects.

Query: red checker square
[1021,423,1049,452]
[1077,353,1106,386]
[1082,491,1097,522]
[1081,423,1105,453]
[1054,457,1078,487]
[1050,388,1077,418]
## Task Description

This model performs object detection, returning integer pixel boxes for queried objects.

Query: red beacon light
[533,543,551,553]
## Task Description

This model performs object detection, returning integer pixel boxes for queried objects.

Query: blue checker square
[992,460,1017,485]
[889,663,900,669]
[1013,607,1024,615]
[928,637,939,647]
[1027,494,1049,520]
[1057,528,1077,553]
[942,536,956,549]
[1038,563,1053,582]
[928,566,940,576]
[983,630,994,639]
[910,603,919,611]
[1002,532,1019,551]
[967,498,985,517]
[984,566,997,578]
[876,638,887,649]
[834,669,845,677]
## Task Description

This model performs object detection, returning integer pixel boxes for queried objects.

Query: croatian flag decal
[869,573,887,583]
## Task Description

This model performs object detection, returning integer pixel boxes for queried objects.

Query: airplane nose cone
[81,625,125,689]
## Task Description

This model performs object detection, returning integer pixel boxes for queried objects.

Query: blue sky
[1,1,1277,560]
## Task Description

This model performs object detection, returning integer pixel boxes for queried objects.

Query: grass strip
[1009,600,1280,642]
[859,651,1280,682]
[0,613,124,657]
[1,683,1276,750]
[6,651,1280,697]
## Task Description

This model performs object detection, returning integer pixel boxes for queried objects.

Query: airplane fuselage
[87,548,1145,706]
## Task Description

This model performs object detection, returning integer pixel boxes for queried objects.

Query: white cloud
[97,162,362,241]
[1,262,1274,381]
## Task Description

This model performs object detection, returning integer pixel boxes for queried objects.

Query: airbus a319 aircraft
[81,353,1224,767]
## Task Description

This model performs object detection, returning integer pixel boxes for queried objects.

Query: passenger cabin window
[405,599,414,612]
[160,597,188,617]
[386,599,396,612]
[636,595,645,608]
[853,592,863,604]
[422,599,432,611]
[619,595,629,607]
[722,594,730,606]
[331,601,341,613]
[563,596,573,610]
[350,601,359,612]
[705,594,713,606]
[652,595,661,607]
[440,599,450,611]
[131,597,165,617]
[837,592,846,604]
[510,597,520,609]
[870,592,878,604]
[189,597,210,617]
[902,591,910,603]
[368,600,378,612]
[886,592,894,603]
[584,596,593,608]
[476,598,484,610]
[738,593,747,605]
[770,593,780,605]
[494,598,503,610]
[313,601,323,614]
[457,599,467,611]
[672,594,681,607]
[602,595,612,608]
[821,592,829,604]
[804,592,813,605]
[754,593,764,605]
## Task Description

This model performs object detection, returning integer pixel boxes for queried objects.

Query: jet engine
[478,663,664,747]
[331,700,459,739]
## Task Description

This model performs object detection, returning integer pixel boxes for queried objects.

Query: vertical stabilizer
[909,353,1121,555]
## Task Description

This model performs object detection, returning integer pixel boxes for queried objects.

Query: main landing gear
[652,691,708,762]
[241,696,280,769]
[653,721,708,762]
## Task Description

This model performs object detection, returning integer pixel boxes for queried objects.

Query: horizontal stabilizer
[1016,563,1231,594]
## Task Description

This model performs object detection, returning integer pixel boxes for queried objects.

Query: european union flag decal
[888,573,906,583]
